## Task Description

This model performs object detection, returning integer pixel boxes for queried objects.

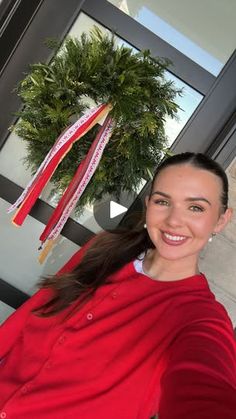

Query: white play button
[93,191,142,231]
[110,201,127,219]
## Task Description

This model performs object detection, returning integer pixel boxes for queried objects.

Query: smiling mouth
[162,231,189,245]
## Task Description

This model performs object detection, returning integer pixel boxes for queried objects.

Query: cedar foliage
[11,28,180,211]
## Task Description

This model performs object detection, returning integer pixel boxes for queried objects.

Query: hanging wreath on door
[8,28,180,260]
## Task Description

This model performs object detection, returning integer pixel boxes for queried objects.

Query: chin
[155,244,199,262]
[159,252,188,261]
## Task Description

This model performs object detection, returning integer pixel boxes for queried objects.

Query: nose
[166,206,184,228]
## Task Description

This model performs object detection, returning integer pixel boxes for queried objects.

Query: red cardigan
[0,247,236,419]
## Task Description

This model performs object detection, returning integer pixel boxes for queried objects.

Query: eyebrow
[151,191,212,206]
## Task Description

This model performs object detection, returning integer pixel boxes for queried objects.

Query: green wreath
[12,28,180,211]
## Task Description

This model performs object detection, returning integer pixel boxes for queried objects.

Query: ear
[213,207,233,234]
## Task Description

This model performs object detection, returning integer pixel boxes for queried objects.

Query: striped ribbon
[38,116,114,264]
[39,115,114,243]
[8,103,110,226]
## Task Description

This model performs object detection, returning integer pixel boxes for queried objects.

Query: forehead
[153,164,222,197]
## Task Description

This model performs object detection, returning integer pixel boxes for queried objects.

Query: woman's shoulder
[179,285,234,335]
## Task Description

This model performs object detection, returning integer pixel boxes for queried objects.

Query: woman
[0,152,236,419]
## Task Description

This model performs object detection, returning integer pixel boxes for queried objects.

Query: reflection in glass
[164,72,202,146]
[108,0,236,75]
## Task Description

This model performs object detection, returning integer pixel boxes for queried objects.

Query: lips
[161,231,189,246]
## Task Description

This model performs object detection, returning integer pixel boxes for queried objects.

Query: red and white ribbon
[7,103,109,226]
[46,117,114,240]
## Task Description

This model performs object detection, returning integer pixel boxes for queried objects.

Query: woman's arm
[158,307,236,419]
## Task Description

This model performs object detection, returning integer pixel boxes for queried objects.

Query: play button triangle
[110,201,127,219]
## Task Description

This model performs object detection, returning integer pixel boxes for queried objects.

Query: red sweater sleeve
[158,304,236,419]
[0,242,91,358]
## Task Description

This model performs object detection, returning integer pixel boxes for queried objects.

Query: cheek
[191,215,216,236]
[146,208,165,224]
[146,201,169,216]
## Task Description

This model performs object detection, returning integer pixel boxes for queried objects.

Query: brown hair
[37,152,228,316]
[37,223,154,316]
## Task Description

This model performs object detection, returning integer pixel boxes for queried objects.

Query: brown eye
[190,205,204,212]
[154,199,169,206]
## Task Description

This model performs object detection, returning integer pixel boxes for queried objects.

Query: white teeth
[164,232,186,241]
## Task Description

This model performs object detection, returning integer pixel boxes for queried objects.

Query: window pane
[0,301,15,324]
[0,198,80,294]
[164,72,202,146]
[108,0,236,76]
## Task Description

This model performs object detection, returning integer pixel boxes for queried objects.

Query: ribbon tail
[7,124,76,215]
[39,159,86,243]
[12,142,73,226]
[47,117,114,242]
[39,113,112,243]
[11,104,111,226]
[38,239,56,264]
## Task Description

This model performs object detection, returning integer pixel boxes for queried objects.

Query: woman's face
[145,164,231,265]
